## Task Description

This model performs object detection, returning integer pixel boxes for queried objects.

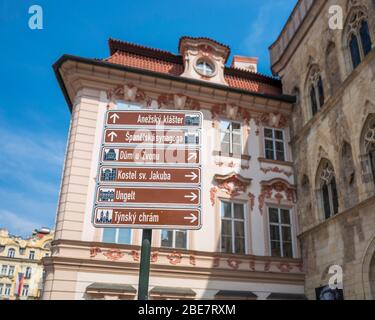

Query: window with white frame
[7,248,15,258]
[25,267,32,279]
[4,284,11,296]
[1,265,8,275]
[8,266,15,277]
[264,128,286,161]
[268,207,294,258]
[220,120,242,154]
[102,228,132,245]
[0,283,3,296]
[195,59,215,77]
[221,201,246,254]
[28,251,35,260]
[21,285,29,297]
[161,230,187,249]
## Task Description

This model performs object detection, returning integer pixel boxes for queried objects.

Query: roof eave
[53,54,296,112]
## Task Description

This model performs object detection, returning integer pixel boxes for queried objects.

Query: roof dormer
[178,37,230,86]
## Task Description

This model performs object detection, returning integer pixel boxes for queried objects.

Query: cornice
[54,55,296,112]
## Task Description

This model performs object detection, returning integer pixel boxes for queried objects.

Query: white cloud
[0,124,65,236]
[240,0,297,72]
[0,210,43,237]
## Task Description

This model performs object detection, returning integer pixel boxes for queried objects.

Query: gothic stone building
[42,36,306,300]
[270,0,375,299]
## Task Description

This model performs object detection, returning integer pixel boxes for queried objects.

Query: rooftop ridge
[109,38,182,64]
[106,38,279,85]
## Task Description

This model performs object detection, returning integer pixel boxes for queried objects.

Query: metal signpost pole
[138,229,152,300]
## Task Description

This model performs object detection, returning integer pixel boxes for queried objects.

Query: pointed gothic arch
[305,65,325,119]
[343,5,373,73]
[315,159,339,220]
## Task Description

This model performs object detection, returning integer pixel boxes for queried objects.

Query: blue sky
[0,0,297,237]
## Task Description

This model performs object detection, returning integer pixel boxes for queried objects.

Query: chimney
[231,56,258,73]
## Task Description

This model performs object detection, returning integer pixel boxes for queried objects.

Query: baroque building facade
[0,228,53,300]
[43,37,306,300]
[270,0,375,299]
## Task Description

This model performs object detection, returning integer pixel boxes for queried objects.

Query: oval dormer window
[195,59,215,77]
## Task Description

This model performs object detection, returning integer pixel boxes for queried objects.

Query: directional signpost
[92,109,202,300]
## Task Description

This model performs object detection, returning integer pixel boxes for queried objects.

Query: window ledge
[213,151,251,161]
[298,194,375,238]
[258,157,293,167]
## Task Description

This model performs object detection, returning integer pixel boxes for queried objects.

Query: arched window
[308,68,325,117]
[317,160,339,220]
[346,10,373,70]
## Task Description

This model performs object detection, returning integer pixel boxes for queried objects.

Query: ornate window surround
[306,66,325,119]
[210,173,253,255]
[315,159,339,221]
[343,6,374,74]
[257,178,298,259]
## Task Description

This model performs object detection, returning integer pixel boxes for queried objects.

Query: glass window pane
[275,141,284,152]
[234,221,245,237]
[281,210,290,224]
[271,241,281,257]
[232,133,241,144]
[330,178,339,215]
[270,225,280,241]
[221,236,232,253]
[265,140,274,149]
[161,230,173,248]
[275,130,284,140]
[264,128,273,138]
[232,122,241,131]
[175,231,187,249]
[318,76,325,107]
[232,144,242,155]
[220,120,231,131]
[222,220,232,236]
[265,149,275,160]
[235,237,245,254]
[276,151,285,161]
[221,142,230,154]
[310,86,318,115]
[118,229,131,244]
[222,202,232,218]
[322,183,331,219]
[282,226,292,242]
[283,242,293,258]
[234,203,244,219]
[221,131,230,143]
[102,228,117,244]
[269,208,279,223]
[350,34,361,69]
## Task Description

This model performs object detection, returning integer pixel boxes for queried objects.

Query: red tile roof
[105,38,282,96]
